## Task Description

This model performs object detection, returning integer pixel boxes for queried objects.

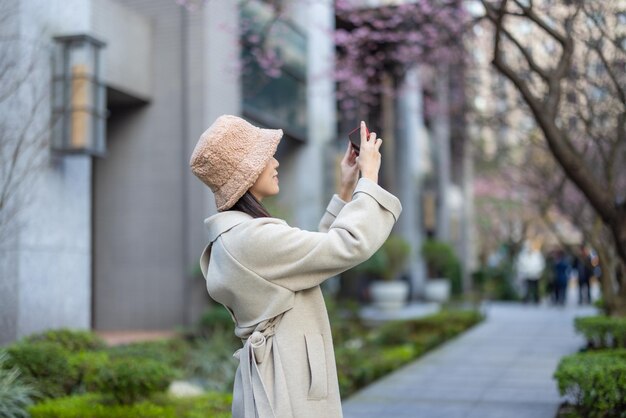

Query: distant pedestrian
[515,241,545,304]
[552,250,570,306]
[572,245,593,305]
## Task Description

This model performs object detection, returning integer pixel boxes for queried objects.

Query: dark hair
[227,191,272,218]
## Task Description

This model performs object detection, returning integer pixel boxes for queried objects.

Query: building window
[240,1,308,141]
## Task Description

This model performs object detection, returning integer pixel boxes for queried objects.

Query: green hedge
[28,392,233,418]
[335,310,483,397]
[87,357,178,405]
[422,239,463,295]
[554,349,626,418]
[24,329,106,352]
[472,263,519,301]
[575,316,626,349]
[3,341,80,399]
[106,339,191,370]
[2,329,181,404]
[1,329,115,399]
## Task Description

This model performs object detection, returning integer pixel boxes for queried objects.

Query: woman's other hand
[339,138,359,202]
[356,121,381,184]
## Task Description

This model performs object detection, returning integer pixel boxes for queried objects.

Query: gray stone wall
[93,0,187,330]
[1,0,95,343]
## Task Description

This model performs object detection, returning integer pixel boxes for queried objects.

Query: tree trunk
[590,224,626,317]
[482,0,626,276]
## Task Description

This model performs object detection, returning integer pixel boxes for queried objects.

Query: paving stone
[465,402,559,418]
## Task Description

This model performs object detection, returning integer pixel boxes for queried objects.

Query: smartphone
[348,125,370,156]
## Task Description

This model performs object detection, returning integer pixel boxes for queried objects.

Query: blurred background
[0,0,624,415]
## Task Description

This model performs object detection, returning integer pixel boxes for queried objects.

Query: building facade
[0,0,337,344]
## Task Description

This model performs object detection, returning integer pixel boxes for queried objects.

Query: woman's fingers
[360,121,368,145]
[375,137,383,151]
[344,140,352,157]
[343,140,358,165]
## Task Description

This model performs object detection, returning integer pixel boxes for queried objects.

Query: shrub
[3,341,79,399]
[354,247,389,279]
[0,351,39,418]
[575,316,626,349]
[184,331,238,392]
[158,392,232,418]
[105,338,191,370]
[371,311,483,346]
[593,298,608,314]
[28,393,175,418]
[2,340,113,400]
[326,298,365,347]
[87,357,177,405]
[422,239,462,295]
[28,392,233,418]
[24,328,106,352]
[376,345,416,372]
[473,262,519,301]
[197,305,235,337]
[354,235,411,282]
[554,349,626,418]
[68,351,111,393]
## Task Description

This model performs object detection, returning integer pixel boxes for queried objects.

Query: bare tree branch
[512,0,567,45]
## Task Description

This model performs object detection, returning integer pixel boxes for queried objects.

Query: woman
[189,115,402,418]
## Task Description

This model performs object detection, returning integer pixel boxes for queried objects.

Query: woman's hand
[356,121,381,184]
[339,139,360,202]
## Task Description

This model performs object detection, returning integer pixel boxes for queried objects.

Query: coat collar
[204,210,254,243]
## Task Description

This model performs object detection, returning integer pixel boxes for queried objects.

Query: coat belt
[233,314,292,418]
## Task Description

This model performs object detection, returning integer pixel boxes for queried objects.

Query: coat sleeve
[318,194,348,233]
[222,177,402,292]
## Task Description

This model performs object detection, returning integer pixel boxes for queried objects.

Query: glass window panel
[52,79,66,111]
[52,46,65,78]
[68,42,94,77]
[240,1,307,139]
[242,62,307,138]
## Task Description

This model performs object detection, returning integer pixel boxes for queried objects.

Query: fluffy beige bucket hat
[189,115,283,211]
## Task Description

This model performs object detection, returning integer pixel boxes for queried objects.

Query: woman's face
[249,156,279,202]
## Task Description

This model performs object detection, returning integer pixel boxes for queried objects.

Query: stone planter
[370,280,409,311]
[424,278,451,302]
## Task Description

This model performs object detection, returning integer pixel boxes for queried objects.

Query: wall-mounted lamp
[51,34,107,156]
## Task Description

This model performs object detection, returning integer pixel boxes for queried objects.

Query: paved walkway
[342,301,597,418]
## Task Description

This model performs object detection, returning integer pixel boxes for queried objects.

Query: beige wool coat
[199,177,402,418]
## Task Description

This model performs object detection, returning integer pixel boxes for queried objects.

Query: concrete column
[461,132,476,292]
[434,65,451,242]
[381,71,397,195]
[396,67,428,298]
[296,0,336,230]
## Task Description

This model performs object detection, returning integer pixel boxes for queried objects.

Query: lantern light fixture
[51,34,107,156]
